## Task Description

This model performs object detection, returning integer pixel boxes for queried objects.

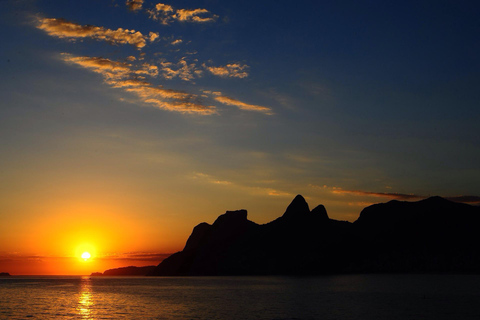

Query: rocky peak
[213,209,248,226]
[311,204,329,220]
[282,195,310,219]
[183,222,212,251]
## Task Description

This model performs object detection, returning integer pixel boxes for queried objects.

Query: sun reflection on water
[77,276,93,319]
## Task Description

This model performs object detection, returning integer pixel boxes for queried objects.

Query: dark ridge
[0,272,10,276]
[91,266,156,276]
[149,195,480,276]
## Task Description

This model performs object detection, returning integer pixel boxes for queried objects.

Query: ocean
[1,275,480,319]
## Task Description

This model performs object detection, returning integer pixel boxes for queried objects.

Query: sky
[1,0,479,275]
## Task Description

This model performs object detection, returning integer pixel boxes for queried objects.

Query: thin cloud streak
[37,18,149,48]
[63,54,216,115]
[0,252,171,262]
[332,188,423,200]
[215,96,273,115]
[316,185,480,204]
[193,172,292,197]
[99,252,171,262]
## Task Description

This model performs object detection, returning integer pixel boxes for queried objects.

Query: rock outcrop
[149,195,480,276]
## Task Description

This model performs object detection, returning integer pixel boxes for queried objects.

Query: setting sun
[81,252,91,261]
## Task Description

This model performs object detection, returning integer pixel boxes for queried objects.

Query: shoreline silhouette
[146,195,480,276]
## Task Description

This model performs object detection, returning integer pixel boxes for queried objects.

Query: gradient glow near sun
[81,252,91,261]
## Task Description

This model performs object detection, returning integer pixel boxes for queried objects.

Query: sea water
[1,275,480,319]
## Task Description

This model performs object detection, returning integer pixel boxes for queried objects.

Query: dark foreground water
[1,275,480,319]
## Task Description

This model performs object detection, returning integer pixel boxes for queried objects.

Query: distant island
[0,272,10,277]
[91,266,156,276]
[149,195,480,276]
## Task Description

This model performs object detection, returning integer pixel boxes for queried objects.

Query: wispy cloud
[159,58,200,81]
[124,84,216,115]
[204,63,249,78]
[62,55,132,79]
[193,172,292,197]
[174,8,217,23]
[193,172,232,185]
[37,18,148,48]
[331,188,423,200]
[36,4,273,117]
[126,0,144,11]
[0,253,47,262]
[314,184,480,204]
[214,95,273,115]
[148,3,218,25]
[0,252,171,262]
[63,54,216,115]
[99,252,171,262]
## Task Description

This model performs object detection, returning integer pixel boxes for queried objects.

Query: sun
[75,244,96,263]
[81,252,91,261]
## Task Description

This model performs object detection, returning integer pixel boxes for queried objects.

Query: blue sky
[1,0,479,271]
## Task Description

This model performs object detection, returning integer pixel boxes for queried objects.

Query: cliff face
[150,195,480,276]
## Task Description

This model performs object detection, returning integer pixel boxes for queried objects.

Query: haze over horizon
[1,0,479,275]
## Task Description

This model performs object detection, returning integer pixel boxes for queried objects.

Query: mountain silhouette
[149,195,480,276]
[91,266,156,276]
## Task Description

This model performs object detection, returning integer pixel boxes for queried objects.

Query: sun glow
[81,252,91,261]
[75,244,96,264]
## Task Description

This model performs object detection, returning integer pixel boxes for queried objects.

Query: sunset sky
[1,0,479,275]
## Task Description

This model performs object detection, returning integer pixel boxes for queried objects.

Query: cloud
[316,185,480,204]
[0,253,47,262]
[100,252,171,262]
[148,3,218,24]
[37,18,148,48]
[314,184,423,200]
[214,96,273,115]
[126,0,144,11]
[0,252,171,263]
[63,54,216,115]
[135,62,159,77]
[148,32,159,42]
[63,55,132,79]
[193,172,292,197]
[267,189,292,196]
[204,63,249,78]
[125,85,217,115]
[155,3,174,13]
[37,7,268,117]
[193,172,232,185]
[332,189,423,200]
[174,8,217,23]
[158,58,201,81]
